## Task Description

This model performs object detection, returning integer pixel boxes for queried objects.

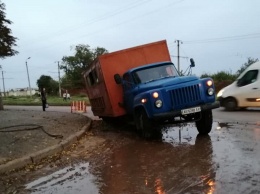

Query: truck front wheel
[135,109,154,138]
[195,110,212,135]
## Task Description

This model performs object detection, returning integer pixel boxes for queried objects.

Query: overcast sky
[1,0,260,90]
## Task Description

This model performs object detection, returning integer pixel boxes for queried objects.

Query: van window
[237,70,258,87]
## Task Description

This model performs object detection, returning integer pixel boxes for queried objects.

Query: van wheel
[224,97,237,111]
[135,109,153,139]
[195,110,212,135]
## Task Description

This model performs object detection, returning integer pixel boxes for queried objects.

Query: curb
[0,120,92,174]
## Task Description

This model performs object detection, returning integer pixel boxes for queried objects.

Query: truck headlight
[206,80,213,87]
[141,98,147,103]
[152,92,159,98]
[207,88,214,96]
[155,100,163,108]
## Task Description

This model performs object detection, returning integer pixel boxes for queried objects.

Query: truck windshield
[133,64,179,84]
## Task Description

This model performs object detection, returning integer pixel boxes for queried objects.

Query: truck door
[122,73,135,114]
[236,69,260,107]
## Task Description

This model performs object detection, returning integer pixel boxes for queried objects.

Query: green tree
[0,1,18,59]
[0,1,18,110]
[60,74,75,89]
[236,57,259,76]
[60,44,108,89]
[37,75,59,95]
[201,71,236,82]
[200,73,212,79]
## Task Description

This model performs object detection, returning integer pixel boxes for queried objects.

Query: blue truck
[83,40,219,138]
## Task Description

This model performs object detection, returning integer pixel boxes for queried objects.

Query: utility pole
[175,40,183,72]
[1,70,5,97]
[25,57,32,98]
[55,61,61,97]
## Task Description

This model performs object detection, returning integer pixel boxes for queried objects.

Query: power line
[179,45,189,60]
[184,33,260,44]
[21,0,153,45]
[24,0,186,54]
[171,55,189,59]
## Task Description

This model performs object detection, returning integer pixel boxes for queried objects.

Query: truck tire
[224,97,237,111]
[135,109,154,139]
[195,110,212,135]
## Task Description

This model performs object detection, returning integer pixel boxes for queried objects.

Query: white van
[217,61,260,110]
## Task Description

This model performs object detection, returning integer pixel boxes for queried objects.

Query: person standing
[41,88,47,111]
[63,92,67,101]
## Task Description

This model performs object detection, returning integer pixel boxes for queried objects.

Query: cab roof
[126,61,174,73]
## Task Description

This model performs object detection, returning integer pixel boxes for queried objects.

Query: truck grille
[170,84,202,108]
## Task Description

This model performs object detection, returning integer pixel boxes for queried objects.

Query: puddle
[161,122,219,145]
[24,121,260,194]
[92,124,217,194]
[26,162,99,194]
[92,121,260,194]
[210,123,260,193]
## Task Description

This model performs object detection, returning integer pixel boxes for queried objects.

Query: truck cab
[114,61,219,137]
[119,62,179,114]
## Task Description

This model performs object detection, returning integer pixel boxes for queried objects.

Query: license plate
[181,107,201,115]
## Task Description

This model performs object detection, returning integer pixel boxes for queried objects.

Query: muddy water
[26,163,99,194]
[95,123,217,194]
[25,121,260,194]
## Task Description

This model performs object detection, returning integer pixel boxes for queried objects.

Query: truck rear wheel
[195,110,212,135]
[135,109,154,139]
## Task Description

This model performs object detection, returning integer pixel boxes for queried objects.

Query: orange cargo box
[83,40,171,118]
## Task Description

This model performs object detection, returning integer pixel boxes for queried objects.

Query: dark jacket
[41,90,46,101]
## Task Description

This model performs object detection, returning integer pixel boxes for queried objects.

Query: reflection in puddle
[94,123,217,194]
[26,162,99,194]
[161,123,197,145]
[162,122,219,145]
[154,178,165,194]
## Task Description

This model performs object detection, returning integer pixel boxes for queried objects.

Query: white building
[1,88,39,97]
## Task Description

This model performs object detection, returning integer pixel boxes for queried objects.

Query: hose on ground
[0,124,63,139]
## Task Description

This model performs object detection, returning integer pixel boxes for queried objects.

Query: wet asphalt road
[4,106,260,194]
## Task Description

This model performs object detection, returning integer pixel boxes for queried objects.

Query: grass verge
[3,95,90,106]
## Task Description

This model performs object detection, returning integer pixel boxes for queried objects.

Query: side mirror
[114,74,122,84]
[190,58,195,67]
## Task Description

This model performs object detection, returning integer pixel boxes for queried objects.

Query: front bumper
[153,101,220,120]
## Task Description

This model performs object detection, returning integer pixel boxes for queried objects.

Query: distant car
[217,61,260,111]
